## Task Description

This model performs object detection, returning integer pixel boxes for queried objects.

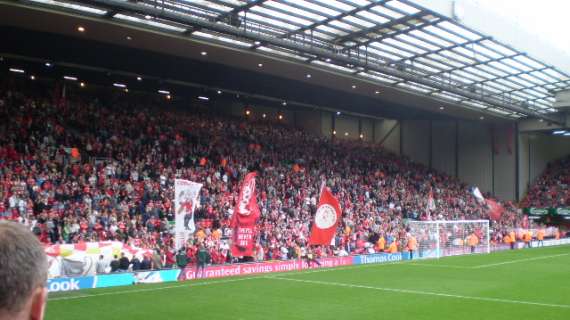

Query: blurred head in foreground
[0,221,48,320]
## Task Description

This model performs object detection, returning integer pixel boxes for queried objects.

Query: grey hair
[0,221,48,313]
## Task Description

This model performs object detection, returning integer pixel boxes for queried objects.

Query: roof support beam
[280,1,380,40]
[335,11,426,44]
[393,37,489,64]
[342,15,440,53]
[214,0,267,23]
[72,0,565,124]
[188,0,268,33]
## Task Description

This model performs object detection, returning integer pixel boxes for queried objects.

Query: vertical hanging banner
[309,186,342,246]
[175,179,203,250]
[231,172,260,257]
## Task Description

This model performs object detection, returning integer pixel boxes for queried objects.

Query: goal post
[407,220,490,259]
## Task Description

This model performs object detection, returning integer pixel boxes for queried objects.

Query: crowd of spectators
[0,78,529,269]
[522,156,570,208]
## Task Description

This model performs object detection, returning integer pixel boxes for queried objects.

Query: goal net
[407,220,490,259]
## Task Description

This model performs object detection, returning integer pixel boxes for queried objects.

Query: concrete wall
[431,121,457,177]
[457,122,493,194]
[226,103,294,125]
[529,134,570,181]
[375,119,400,155]
[335,115,360,140]
[395,120,570,201]
[493,124,516,201]
[518,132,530,201]
[399,120,518,200]
[401,120,430,167]
[321,112,333,138]
[219,100,404,146]
[361,118,374,142]
[296,109,322,136]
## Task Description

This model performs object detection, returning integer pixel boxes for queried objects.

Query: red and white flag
[231,172,260,257]
[309,186,342,246]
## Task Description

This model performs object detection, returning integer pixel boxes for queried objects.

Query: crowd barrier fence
[47,238,570,293]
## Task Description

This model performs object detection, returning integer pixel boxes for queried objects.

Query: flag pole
[319,179,326,197]
[311,179,326,250]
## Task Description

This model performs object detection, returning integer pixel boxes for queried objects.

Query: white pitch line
[48,250,570,302]
[268,276,570,309]
[472,253,569,269]
[47,261,419,302]
[406,263,472,269]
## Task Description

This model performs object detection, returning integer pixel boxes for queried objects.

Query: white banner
[45,241,153,278]
[175,179,203,250]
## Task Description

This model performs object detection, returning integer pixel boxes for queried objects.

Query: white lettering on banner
[181,257,353,281]
[183,269,195,280]
[48,279,80,292]
[243,264,275,274]
[238,179,255,215]
[361,254,402,265]
[274,261,298,272]
[236,227,253,246]
[206,266,242,278]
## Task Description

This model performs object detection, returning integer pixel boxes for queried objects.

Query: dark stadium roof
[8,0,570,123]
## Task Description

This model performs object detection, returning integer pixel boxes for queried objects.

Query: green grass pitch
[46,245,570,320]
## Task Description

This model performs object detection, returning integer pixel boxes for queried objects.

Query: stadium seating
[0,78,526,266]
[522,156,570,208]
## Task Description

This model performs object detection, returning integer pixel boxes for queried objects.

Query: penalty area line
[472,253,570,269]
[267,276,570,309]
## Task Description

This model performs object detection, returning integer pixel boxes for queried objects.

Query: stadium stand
[0,77,530,268]
[522,156,570,208]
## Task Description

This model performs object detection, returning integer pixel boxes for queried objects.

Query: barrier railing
[48,238,570,293]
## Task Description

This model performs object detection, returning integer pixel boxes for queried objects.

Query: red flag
[309,187,342,245]
[45,244,61,257]
[231,172,260,257]
[73,242,87,251]
[70,148,80,158]
[486,199,504,221]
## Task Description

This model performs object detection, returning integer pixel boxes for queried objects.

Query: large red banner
[231,172,260,257]
[309,187,342,246]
